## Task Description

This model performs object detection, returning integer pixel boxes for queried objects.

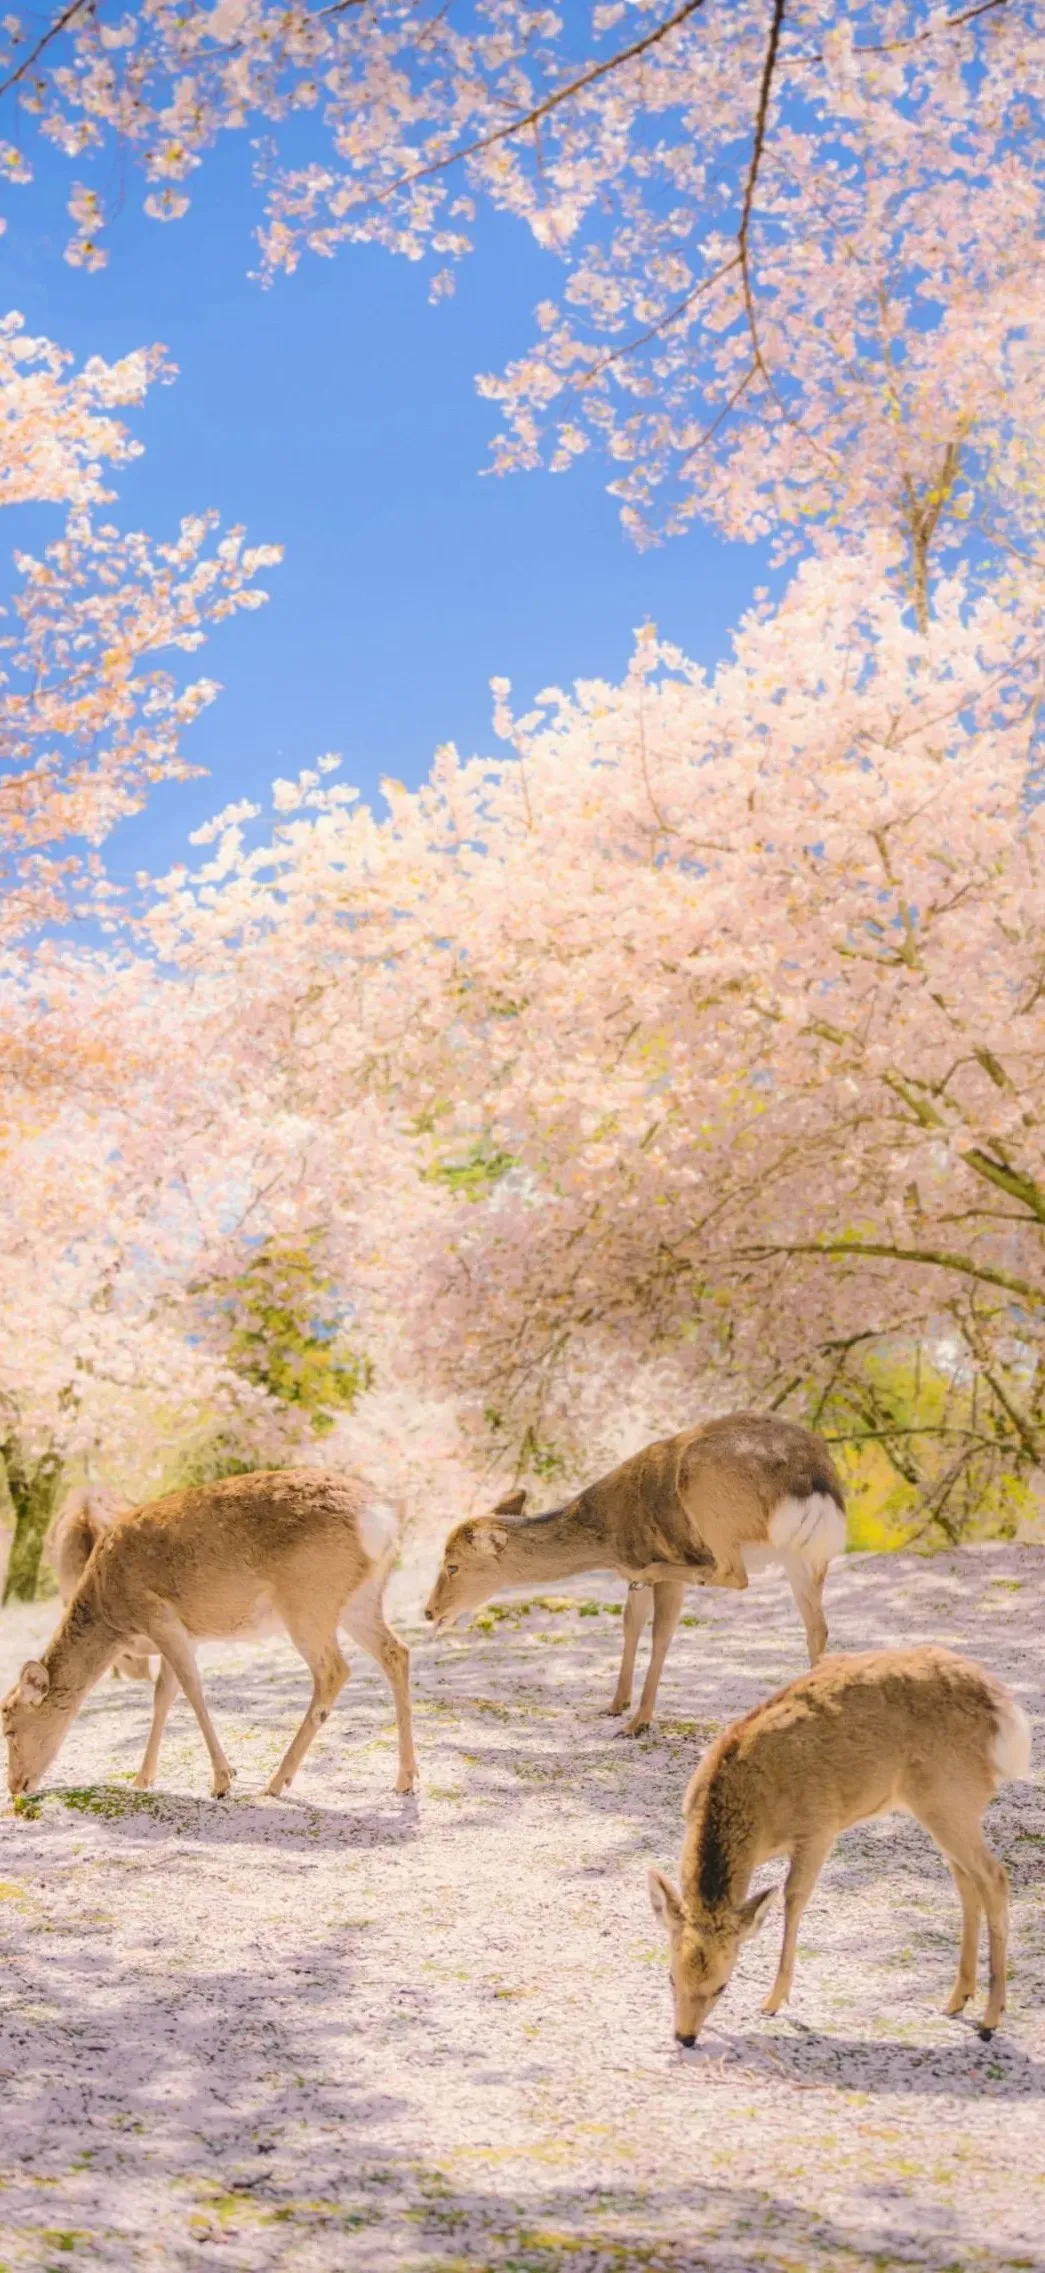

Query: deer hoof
[211,1766,236,1799]
[944,1989,970,2017]
[395,1771,417,1795]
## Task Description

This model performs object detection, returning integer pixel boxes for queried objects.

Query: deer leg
[907,1794,1010,2036]
[976,1850,1010,2036]
[134,1656,179,1790]
[763,1838,830,2013]
[624,1579,685,1737]
[142,1606,235,1798]
[783,1555,829,1665]
[266,1612,350,1798]
[604,1584,653,1717]
[341,1569,417,1794]
[943,1864,982,2017]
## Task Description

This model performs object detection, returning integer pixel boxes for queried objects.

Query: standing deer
[3,1470,417,1801]
[649,1645,1031,2044]
[425,1414,846,1733]
[50,1493,152,1684]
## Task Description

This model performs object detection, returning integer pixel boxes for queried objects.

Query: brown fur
[50,1496,152,1682]
[578,1415,843,1572]
[649,1646,1030,2044]
[425,1413,846,1732]
[4,1469,416,1801]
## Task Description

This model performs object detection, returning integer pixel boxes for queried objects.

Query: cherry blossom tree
[140,536,1043,1534]
[0,306,280,1585]
[0,305,279,1573]
[1,2,1039,610]
[0,947,336,1596]
[0,313,279,951]
[8,541,1039,1557]
[0,3,1040,1555]
[0,1099,249,1599]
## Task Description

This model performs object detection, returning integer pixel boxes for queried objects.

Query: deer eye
[445,1563,458,1578]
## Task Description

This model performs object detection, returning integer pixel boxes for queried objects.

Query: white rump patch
[991,1695,1032,1784]
[767,1492,846,1570]
[358,1499,400,1563]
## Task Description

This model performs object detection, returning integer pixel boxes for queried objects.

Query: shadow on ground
[0,1547,1043,2270]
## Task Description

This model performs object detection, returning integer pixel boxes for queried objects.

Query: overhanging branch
[735,1237,1043,1306]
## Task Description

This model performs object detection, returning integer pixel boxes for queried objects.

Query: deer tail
[990,1688,1032,1785]
[767,1491,847,1571]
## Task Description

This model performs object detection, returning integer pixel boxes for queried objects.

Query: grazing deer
[50,1494,152,1684]
[649,1645,1031,2045]
[3,1470,417,1802]
[425,1414,846,1733]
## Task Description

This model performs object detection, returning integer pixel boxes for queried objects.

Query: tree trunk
[1,1439,64,1605]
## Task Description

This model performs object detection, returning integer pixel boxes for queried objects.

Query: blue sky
[3,135,768,885]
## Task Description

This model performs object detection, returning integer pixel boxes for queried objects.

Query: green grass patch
[58,1788,159,1821]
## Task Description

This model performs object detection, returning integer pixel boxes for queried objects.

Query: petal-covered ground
[0,1546,1043,2272]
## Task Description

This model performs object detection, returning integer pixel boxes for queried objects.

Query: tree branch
[821,1424,1015,1447]
[736,1237,1044,1305]
[963,1149,1045,1225]
[737,0,787,396]
[0,0,92,102]
[382,0,712,203]
[782,0,1009,68]
[575,254,740,392]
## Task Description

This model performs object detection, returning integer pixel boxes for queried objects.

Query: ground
[0,1545,1043,2273]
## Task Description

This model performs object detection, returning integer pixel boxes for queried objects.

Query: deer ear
[648,1869,685,1933]
[493,1488,527,1517]
[736,1885,778,1940]
[473,1524,509,1558]
[18,1660,50,1706]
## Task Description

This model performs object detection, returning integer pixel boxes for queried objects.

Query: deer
[425,1414,847,1734]
[50,1492,152,1684]
[3,1469,417,1802]
[649,1644,1031,2046]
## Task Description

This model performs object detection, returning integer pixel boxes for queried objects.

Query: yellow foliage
[812,1346,1039,1550]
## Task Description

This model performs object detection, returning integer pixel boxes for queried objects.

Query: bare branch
[961,1306,1045,1463]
